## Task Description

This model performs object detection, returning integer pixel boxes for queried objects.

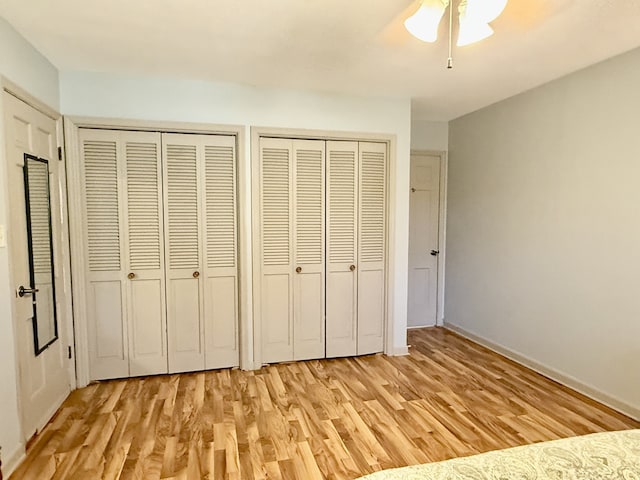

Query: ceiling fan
[404,0,508,68]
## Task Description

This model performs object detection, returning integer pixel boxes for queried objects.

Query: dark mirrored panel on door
[23,154,58,355]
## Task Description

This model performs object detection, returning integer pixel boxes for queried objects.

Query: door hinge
[58,146,63,161]
[68,346,72,359]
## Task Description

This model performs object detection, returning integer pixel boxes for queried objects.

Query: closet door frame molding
[251,126,396,369]
[65,116,246,387]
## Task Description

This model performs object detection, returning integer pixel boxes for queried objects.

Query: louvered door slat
[83,140,120,272]
[166,144,199,269]
[205,144,236,268]
[360,151,386,262]
[328,149,357,264]
[126,142,161,270]
[262,148,290,267]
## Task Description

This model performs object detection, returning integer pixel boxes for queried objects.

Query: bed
[358,429,640,480]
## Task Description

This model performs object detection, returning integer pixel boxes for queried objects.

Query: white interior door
[201,135,239,369]
[258,138,294,363]
[325,141,358,358]
[408,153,441,327]
[4,92,70,440]
[79,129,128,380]
[163,134,205,373]
[122,133,167,377]
[292,140,325,361]
[80,129,167,379]
[357,142,387,355]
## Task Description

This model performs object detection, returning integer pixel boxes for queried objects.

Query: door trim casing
[410,149,448,326]
[64,116,246,387]
[251,126,396,369]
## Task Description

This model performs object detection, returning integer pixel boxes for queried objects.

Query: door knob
[350,264,356,272]
[127,272,136,279]
[193,271,200,278]
[430,250,440,256]
[18,286,39,297]
[296,267,302,273]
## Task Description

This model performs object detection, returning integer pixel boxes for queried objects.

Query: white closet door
[80,129,128,380]
[202,135,239,369]
[80,129,167,380]
[122,133,167,377]
[326,141,359,358]
[163,134,205,373]
[292,140,325,360]
[357,142,387,355]
[259,138,294,363]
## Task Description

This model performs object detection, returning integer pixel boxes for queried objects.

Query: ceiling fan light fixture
[457,19,494,46]
[404,0,450,43]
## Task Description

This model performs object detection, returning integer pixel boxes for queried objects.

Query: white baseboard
[444,323,640,422]
[407,324,436,330]
[389,345,410,356]
[3,442,25,478]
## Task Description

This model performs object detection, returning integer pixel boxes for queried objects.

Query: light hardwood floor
[10,328,638,479]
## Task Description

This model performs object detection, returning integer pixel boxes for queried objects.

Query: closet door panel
[123,133,167,376]
[259,138,294,363]
[202,137,239,369]
[326,141,358,358]
[357,142,387,355]
[163,135,205,373]
[88,279,127,379]
[205,275,238,368]
[128,278,165,375]
[80,130,129,380]
[292,140,325,361]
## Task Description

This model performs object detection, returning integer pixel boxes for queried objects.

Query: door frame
[251,126,396,369]
[409,149,448,327]
[64,116,246,387]
[1,77,76,437]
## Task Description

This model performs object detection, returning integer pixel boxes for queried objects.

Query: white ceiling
[1,0,640,120]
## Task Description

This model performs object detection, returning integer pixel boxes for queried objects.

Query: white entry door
[4,92,70,440]
[408,153,441,327]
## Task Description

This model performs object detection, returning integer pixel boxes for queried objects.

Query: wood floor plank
[10,328,639,480]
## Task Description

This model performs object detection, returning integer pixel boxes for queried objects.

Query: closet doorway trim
[64,116,246,387]
[250,126,396,369]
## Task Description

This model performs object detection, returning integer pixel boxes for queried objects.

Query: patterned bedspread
[358,429,640,480]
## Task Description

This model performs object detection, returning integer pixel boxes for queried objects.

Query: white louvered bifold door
[80,129,167,380]
[80,129,128,380]
[122,132,167,377]
[163,134,205,373]
[258,138,294,363]
[325,141,359,358]
[357,142,387,355]
[292,140,325,360]
[202,135,239,369]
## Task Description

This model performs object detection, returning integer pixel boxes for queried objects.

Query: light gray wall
[0,16,60,471]
[447,47,640,417]
[411,119,448,152]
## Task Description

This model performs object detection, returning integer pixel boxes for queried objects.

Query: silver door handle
[18,286,39,297]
